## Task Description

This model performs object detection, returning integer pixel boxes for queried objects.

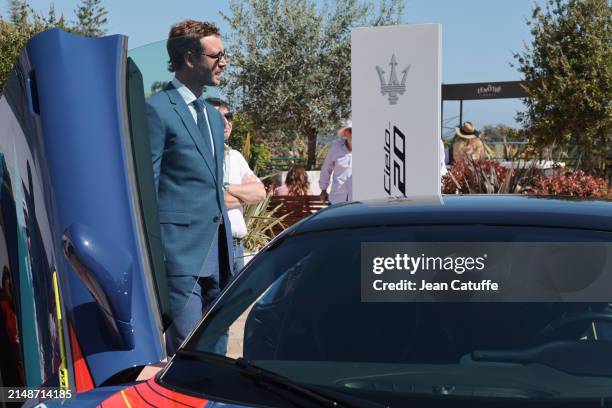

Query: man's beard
[195,67,215,88]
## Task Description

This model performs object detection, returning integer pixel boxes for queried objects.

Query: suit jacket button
[213,216,220,223]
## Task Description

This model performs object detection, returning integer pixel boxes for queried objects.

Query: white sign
[352,24,442,201]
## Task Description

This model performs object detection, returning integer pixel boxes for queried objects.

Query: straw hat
[454,121,480,139]
[338,118,352,138]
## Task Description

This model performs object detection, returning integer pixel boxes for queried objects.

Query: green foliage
[74,0,108,37]
[0,0,108,93]
[481,124,526,143]
[150,80,169,96]
[221,0,405,169]
[242,193,289,253]
[513,0,612,178]
[248,142,271,174]
[228,112,273,175]
[226,112,250,152]
[481,124,530,161]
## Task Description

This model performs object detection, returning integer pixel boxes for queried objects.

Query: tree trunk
[305,130,317,170]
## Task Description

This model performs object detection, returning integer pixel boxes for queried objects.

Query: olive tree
[222,0,405,169]
[513,0,612,178]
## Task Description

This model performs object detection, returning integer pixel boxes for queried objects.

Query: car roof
[293,195,612,234]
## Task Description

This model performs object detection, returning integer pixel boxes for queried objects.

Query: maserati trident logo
[376,54,411,105]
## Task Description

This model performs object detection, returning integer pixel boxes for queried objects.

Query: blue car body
[1,28,256,408]
[0,28,165,392]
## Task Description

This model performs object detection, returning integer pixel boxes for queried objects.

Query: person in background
[264,177,279,194]
[319,119,352,204]
[146,20,231,355]
[440,138,448,176]
[452,121,485,163]
[274,166,313,196]
[207,97,266,272]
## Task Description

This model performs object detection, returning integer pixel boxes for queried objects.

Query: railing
[481,141,581,166]
[267,195,329,234]
[269,157,326,171]
[269,144,586,171]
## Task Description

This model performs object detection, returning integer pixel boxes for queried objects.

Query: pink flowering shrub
[442,160,541,194]
[442,160,508,194]
[533,171,608,198]
[443,160,608,197]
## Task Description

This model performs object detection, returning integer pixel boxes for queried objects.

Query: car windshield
[161,224,612,406]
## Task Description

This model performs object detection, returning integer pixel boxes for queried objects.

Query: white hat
[338,118,352,138]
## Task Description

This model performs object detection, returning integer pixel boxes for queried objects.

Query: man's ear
[184,52,194,69]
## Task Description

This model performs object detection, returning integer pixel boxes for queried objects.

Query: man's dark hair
[205,97,229,110]
[167,19,220,72]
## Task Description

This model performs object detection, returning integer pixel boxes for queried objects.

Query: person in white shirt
[207,98,266,271]
[440,138,448,176]
[319,119,352,204]
[318,119,446,202]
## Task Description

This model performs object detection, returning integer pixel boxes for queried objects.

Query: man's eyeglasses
[224,112,233,122]
[202,50,229,64]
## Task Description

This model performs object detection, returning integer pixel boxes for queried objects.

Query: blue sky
[1,0,543,133]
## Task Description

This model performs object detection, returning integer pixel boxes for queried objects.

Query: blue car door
[0,28,168,390]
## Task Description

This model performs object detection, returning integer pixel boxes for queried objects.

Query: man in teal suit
[146,20,232,355]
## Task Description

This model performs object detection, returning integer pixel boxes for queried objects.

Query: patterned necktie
[192,99,214,158]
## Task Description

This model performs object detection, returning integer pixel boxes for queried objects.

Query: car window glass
[189,225,611,359]
[177,225,612,403]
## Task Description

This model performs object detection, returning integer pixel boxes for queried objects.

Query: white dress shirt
[224,149,259,238]
[171,77,215,157]
[319,139,352,204]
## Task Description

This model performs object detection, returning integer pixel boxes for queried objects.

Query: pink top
[274,184,313,196]
[274,185,290,195]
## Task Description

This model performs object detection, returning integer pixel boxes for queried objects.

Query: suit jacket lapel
[165,86,216,181]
